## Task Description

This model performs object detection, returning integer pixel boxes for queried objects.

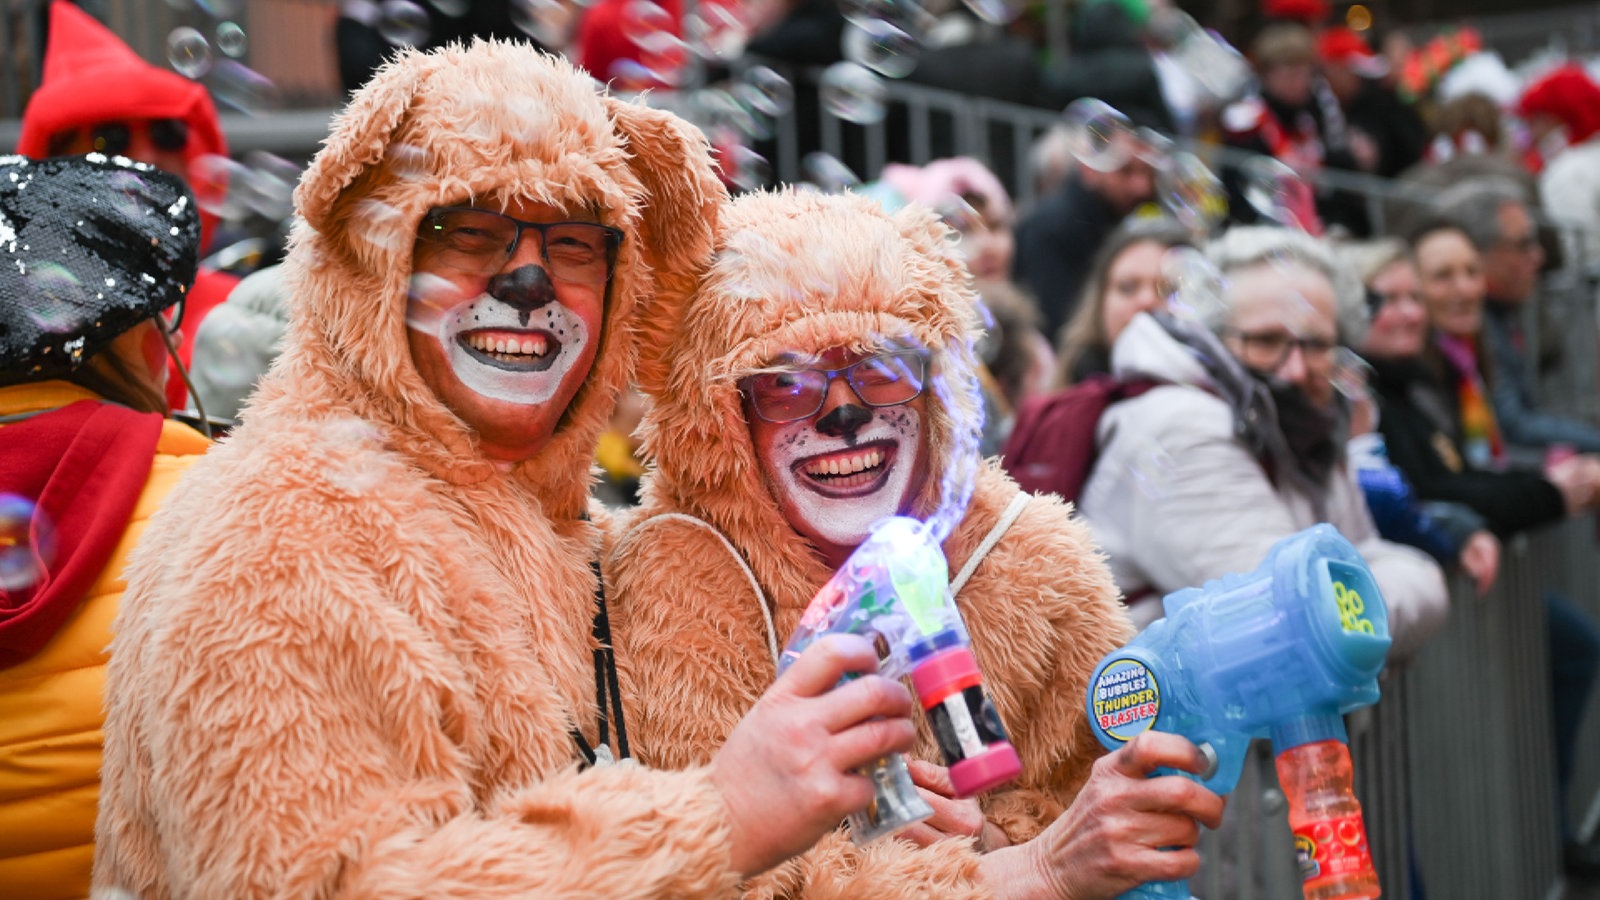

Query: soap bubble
[208,61,278,115]
[1158,152,1227,235]
[378,0,432,46]
[167,27,213,79]
[621,0,677,54]
[961,0,1025,24]
[738,66,794,117]
[406,272,466,334]
[819,62,887,125]
[240,151,301,221]
[1062,98,1134,173]
[1240,155,1313,231]
[352,199,412,253]
[431,0,470,15]
[725,145,772,192]
[510,0,575,47]
[0,494,52,593]
[1162,245,1226,324]
[842,17,920,79]
[685,2,749,59]
[802,152,860,193]
[214,21,247,58]
[187,154,252,221]
[25,264,89,335]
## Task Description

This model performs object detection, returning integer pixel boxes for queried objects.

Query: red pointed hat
[16,2,227,165]
[1517,64,1600,145]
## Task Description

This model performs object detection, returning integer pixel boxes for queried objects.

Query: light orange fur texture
[608,190,1137,897]
[94,43,739,897]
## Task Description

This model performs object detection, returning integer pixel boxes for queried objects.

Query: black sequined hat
[0,154,200,386]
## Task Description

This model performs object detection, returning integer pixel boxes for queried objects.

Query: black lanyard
[571,560,629,767]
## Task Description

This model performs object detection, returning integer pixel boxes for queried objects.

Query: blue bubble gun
[779,515,1023,844]
[1086,524,1392,900]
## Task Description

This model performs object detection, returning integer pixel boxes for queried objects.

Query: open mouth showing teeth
[459,329,561,372]
[795,443,895,496]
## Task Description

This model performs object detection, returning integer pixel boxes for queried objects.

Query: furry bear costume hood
[96,43,743,898]
[610,189,1135,896]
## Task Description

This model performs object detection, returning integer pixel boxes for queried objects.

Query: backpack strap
[950,492,1031,597]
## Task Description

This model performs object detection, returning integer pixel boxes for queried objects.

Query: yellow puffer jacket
[0,381,208,899]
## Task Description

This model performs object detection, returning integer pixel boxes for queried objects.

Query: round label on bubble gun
[1091,657,1162,742]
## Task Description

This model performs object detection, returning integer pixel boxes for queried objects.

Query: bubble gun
[778,515,1023,844]
[1086,524,1391,900]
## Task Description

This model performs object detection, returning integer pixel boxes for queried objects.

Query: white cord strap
[950,492,1031,597]
[622,512,780,666]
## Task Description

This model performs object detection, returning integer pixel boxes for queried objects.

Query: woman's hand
[1457,529,1500,596]
[977,732,1225,900]
[711,634,916,878]
[897,759,1012,852]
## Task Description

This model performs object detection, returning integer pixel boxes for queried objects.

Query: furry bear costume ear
[608,96,726,398]
[294,52,428,235]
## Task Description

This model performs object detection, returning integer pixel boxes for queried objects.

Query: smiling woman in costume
[609,188,1224,899]
[94,43,918,897]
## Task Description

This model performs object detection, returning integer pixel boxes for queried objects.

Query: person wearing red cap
[1317,26,1426,180]
[17,1,240,416]
[1517,65,1600,270]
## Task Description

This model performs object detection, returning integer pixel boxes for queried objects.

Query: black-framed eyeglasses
[1222,327,1337,370]
[740,350,928,423]
[86,119,190,156]
[416,206,625,284]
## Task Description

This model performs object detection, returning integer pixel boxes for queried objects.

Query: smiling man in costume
[94,44,920,896]
[609,189,1224,898]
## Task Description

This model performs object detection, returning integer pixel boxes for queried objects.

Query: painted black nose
[487,265,557,323]
[816,403,873,440]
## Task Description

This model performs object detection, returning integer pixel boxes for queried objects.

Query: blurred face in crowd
[1261,62,1316,107]
[1480,201,1544,303]
[1100,239,1174,346]
[405,197,613,461]
[1080,133,1157,216]
[951,197,1015,282]
[50,119,190,180]
[1413,227,1485,340]
[1221,261,1340,407]
[1363,258,1428,360]
[743,346,932,569]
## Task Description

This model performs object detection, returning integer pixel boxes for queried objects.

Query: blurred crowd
[5,0,1600,895]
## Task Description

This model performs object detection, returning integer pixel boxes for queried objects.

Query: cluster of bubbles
[164,1,276,116]
[1061,96,1318,240]
[0,493,52,594]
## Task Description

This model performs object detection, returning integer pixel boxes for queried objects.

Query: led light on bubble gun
[1085,524,1392,900]
[778,515,1022,844]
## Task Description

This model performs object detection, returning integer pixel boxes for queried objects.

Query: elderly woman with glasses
[609,188,1224,899]
[1076,225,1448,662]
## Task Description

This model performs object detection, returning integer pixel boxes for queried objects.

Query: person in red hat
[1517,64,1600,269]
[1317,26,1427,180]
[16,1,240,416]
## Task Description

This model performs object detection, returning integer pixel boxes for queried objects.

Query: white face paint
[413,289,592,406]
[758,404,925,550]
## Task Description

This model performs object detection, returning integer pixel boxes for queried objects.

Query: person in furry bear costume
[95,43,921,897]
[609,189,1225,898]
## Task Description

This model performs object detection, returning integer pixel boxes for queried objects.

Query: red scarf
[0,400,162,667]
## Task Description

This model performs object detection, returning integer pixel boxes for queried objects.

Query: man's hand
[1458,529,1500,597]
[711,635,917,878]
[977,732,1225,900]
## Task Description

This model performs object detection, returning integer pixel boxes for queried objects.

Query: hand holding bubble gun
[778,515,1022,844]
[1086,524,1391,900]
